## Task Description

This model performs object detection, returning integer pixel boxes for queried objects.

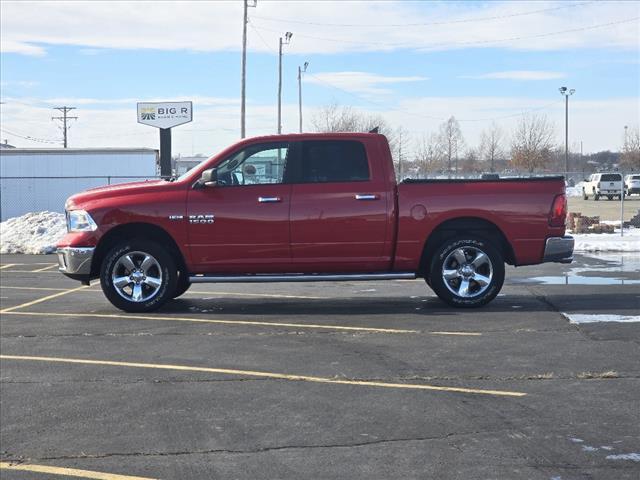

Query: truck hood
[66,179,169,210]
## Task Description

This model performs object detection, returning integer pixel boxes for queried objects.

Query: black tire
[607,195,613,201]
[100,239,177,312]
[428,236,505,308]
[594,193,600,201]
[582,189,588,200]
[173,270,192,299]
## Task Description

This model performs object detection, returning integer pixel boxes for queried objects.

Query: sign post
[137,101,192,177]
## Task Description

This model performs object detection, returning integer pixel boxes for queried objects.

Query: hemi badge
[168,215,184,220]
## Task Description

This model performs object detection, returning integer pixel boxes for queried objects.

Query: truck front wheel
[429,237,504,308]
[100,240,177,312]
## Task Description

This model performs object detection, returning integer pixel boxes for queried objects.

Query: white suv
[582,173,624,201]
[624,174,640,197]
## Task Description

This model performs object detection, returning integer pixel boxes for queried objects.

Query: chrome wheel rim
[442,246,493,298]
[111,251,163,303]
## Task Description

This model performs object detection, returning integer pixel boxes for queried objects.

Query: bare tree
[621,126,640,171]
[461,148,481,174]
[510,114,556,173]
[479,122,504,172]
[438,116,464,174]
[414,133,443,176]
[311,102,397,149]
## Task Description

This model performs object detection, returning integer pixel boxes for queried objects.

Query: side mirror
[200,168,218,187]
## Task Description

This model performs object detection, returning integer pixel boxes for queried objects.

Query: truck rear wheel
[100,240,177,312]
[428,237,504,308]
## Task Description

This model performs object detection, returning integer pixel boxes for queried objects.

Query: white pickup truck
[582,173,624,200]
[625,174,640,197]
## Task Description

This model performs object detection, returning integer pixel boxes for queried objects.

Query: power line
[250,16,639,50]
[0,127,60,145]
[251,1,595,28]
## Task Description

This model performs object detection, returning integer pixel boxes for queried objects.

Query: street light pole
[277,32,292,134]
[298,61,308,133]
[558,86,575,176]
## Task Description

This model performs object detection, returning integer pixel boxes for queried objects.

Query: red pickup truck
[58,133,573,312]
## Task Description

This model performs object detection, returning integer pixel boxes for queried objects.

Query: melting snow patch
[606,453,640,462]
[569,437,584,443]
[0,211,67,254]
[563,313,640,324]
[582,445,598,452]
[571,227,640,253]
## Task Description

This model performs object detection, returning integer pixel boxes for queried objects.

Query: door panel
[187,185,291,273]
[290,183,390,271]
[289,139,392,272]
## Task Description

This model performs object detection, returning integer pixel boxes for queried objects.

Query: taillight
[549,194,567,227]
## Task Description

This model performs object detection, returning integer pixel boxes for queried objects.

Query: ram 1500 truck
[58,133,573,312]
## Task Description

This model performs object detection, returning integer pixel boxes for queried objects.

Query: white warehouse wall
[0,148,159,221]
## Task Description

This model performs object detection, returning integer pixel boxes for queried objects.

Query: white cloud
[306,72,427,96]
[461,70,567,81]
[1,94,636,156]
[1,1,638,56]
[0,39,46,56]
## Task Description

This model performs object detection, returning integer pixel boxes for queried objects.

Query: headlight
[66,210,98,232]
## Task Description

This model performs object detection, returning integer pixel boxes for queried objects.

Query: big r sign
[137,101,193,129]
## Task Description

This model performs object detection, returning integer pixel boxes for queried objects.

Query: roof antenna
[369,126,379,134]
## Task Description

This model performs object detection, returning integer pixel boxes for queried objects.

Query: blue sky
[1,0,638,155]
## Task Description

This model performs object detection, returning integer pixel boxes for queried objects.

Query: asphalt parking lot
[1,254,639,479]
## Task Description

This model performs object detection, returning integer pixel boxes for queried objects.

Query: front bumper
[57,247,95,275]
[543,236,574,264]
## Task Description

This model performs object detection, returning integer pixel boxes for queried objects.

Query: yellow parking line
[0,286,69,292]
[0,285,90,313]
[0,264,16,270]
[33,264,59,272]
[0,355,526,397]
[1,262,57,266]
[0,461,157,480]
[2,310,419,334]
[0,269,60,273]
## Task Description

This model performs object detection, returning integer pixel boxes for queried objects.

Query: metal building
[0,148,159,220]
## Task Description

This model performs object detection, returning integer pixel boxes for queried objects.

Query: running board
[189,272,416,283]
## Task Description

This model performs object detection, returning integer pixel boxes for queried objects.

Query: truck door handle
[258,196,282,203]
[355,194,379,201]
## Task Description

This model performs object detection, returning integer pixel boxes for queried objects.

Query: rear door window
[601,174,622,181]
[293,140,370,183]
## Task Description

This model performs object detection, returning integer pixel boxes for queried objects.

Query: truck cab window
[216,142,289,186]
[297,140,369,183]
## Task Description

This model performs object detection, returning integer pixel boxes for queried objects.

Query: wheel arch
[418,217,515,277]
[91,223,187,278]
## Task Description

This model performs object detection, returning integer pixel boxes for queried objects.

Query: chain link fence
[0,175,162,221]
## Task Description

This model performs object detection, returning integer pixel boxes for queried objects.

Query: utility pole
[298,61,308,133]
[558,87,575,176]
[51,106,77,148]
[277,32,293,134]
[240,0,257,139]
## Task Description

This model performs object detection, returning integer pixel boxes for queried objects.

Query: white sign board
[137,101,192,129]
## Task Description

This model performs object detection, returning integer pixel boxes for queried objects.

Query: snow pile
[0,211,67,254]
[571,227,640,252]
[566,185,583,197]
